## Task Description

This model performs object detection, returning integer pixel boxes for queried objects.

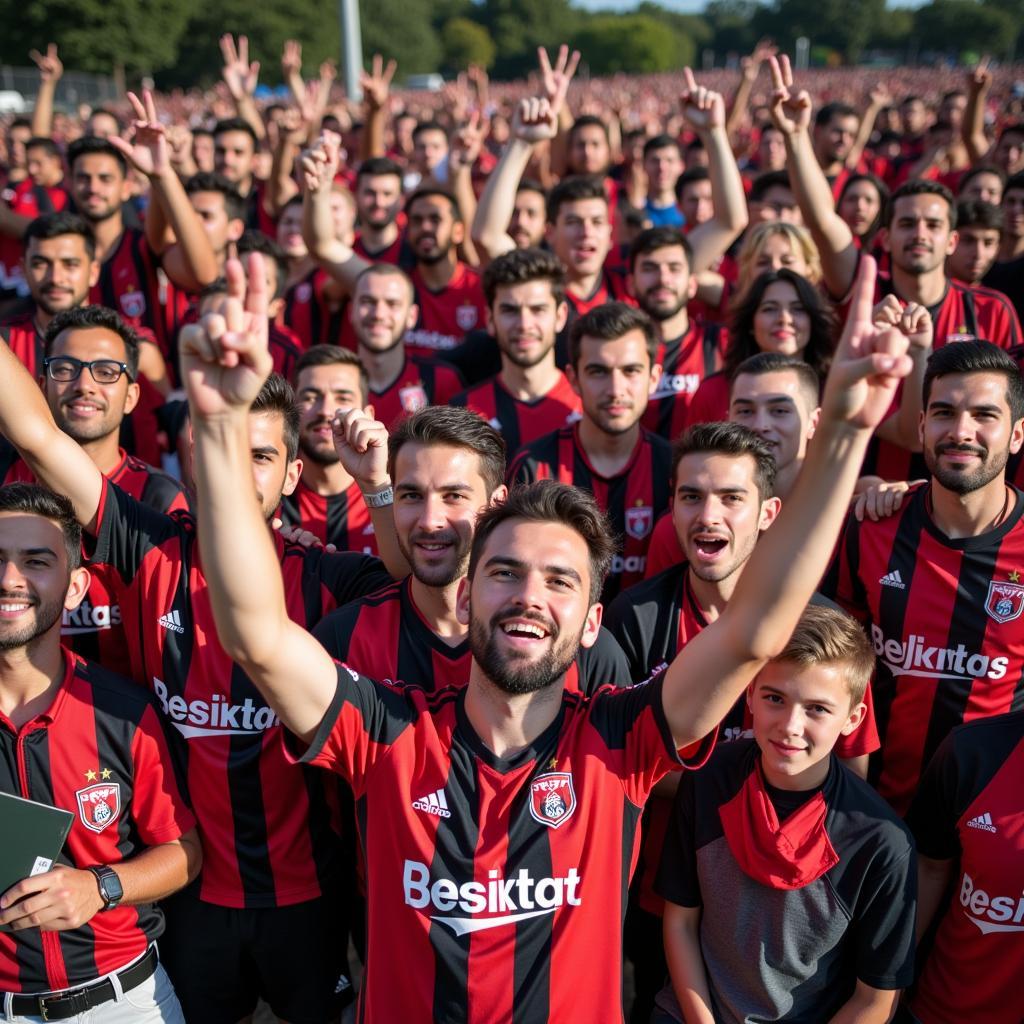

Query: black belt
[7,945,158,1021]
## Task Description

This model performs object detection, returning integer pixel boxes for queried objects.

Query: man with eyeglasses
[1,304,188,676]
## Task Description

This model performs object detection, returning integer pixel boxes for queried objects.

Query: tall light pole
[339,0,364,103]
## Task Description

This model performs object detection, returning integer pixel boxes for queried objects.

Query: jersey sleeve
[312,600,362,663]
[575,627,632,691]
[288,662,419,797]
[905,732,963,860]
[315,551,393,611]
[89,477,186,585]
[850,838,917,990]
[654,769,701,908]
[128,703,196,845]
[601,591,648,682]
[506,447,538,487]
[588,674,716,804]
[643,513,683,579]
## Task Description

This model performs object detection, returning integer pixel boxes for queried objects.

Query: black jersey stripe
[494,382,524,454]
[325,491,351,551]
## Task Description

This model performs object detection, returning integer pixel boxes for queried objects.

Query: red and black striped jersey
[0,445,190,678]
[564,267,633,319]
[642,322,725,440]
[0,650,194,992]
[278,477,378,556]
[684,370,730,429]
[353,232,415,269]
[89,228,168,352]
[604,568,879,915]
[369,355,464,430]
[906,711,1024,1024]
[508,424,673,600]
[824,483,1024,815]
[88,477,393,909]
[283,266,343,349]
[0,306,44,377]
[450,372,582,454]
[313,576,632,693]
[291,664,713,1022]
[405,262,488,359]
[643,511,683,578]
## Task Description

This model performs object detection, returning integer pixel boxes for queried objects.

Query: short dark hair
[9,117,31,132]
[1005,171,1024,197]
[24,212,96,259]
[569,115,609,143]
[251,373,301,461]
[353,262,415,303]
[884,180,956,229]
[727,269,836,378]
[213,117,259,147]
[815,101,858,128]
[516,178,547,199]
[569,302,658,369]
[923,340,1024,422]
[482,247,565,307]
[469,480,614,604]
[26,137,60,160]
[837,173,890,242]
[749,170,792,203]
[412,120,447,142]
[628,226,693,274]
[237,231,288,300]
[670,422,776,500]
[0,483,82,570]
[772,603,876,706]
[546,175,607,225]
[356,156,403,183]
[293,345,368,406]
[186,172,247,223]
[730,351,821,411]
[642,134,681,159]
[44,305,141,378]
[67,135,127,177]
[388,406,506,497]
[958,163,1007,194]
[406,186,460,223]
[88,107,122,130]
[956,199,1004,234]
[675,165,709,202]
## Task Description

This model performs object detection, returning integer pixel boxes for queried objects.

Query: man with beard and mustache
[825,340,1024,815]
[180,248,910,1023]
[508,302,672,600]
[451,247,581,453]
[352,157,413,267]
[280,345,379,555]
[0,482,200,1022]
[0,309,402,1023]
[350,263,463,429]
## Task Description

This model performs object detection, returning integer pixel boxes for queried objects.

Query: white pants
[2,963,184,1024]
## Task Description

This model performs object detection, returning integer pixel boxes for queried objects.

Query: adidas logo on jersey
[879,570,906,589]
[960,872,1024,934]
[870,626,1009,681]
[412,789,451,818]
[966,812,998,833]
[403,859,582,936]
[158,609,185,634]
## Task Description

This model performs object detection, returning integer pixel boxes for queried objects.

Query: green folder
[0,791,74,907]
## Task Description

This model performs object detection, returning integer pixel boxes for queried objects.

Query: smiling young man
[178,250,911,1022]
[508,301,671,600]
[654,604,915,1024]
[826,340,1024,815]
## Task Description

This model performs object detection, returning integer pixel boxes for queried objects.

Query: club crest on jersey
[399,383,428,413]
[295,282,313,303]
[529,772,576,829]
[985,580,1024,623]
[75,783,121,833]
[119,290,146,319]
[456,304,479,331]
[625,505,653,540]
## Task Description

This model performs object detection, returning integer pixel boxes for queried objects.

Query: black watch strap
[89,865,123,910]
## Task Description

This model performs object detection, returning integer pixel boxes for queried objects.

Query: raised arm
[768,54,858,298]
[539,45,580,181]
[110,91,219,292]
[963,58,993,166]
[681,68,749,275]
[871,295,932,452]
[725,39,776,144]
[265,108,305,216]
[847,83,890,171]
[300,132,370,293]
[661,256,911,747]
[359,54,397,163]
[219,34,265,142]
[0,337,104,529]
[449,110,484,268]
[183,257,340,742]
[29,43,63,139]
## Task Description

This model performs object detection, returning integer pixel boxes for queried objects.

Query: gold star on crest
[100,768,112,780]
[84,769,98,782]
[547,757,558,770]
[1010,571,1021,583]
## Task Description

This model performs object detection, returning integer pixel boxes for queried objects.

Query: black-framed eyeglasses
[43,356,132,384]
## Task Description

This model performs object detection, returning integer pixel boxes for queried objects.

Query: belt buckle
[38,987,90,1021]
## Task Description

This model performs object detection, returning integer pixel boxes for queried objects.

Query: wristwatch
[361,485,394,508]
[89,865,124,910]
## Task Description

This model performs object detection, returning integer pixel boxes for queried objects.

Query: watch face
[100,869,123,904]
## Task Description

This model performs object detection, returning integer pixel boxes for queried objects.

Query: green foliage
[760,0,888,62]
[573,14,682,75]
[913,0,1017,58]
[479,0,580,78]
[442,18,497,72]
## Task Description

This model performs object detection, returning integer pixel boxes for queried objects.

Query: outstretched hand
[179,256,273,420]
[29,43,63,83]
[108,91,170,179]
[537,44,580,119]
[680,67,725,134]
[821,255,913,430]
[767,54,812,136]
[360,53,397,110]
[220,34,260,101]
[511,97,558,145]
[300,131,342,193]
[332,408,390,490]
